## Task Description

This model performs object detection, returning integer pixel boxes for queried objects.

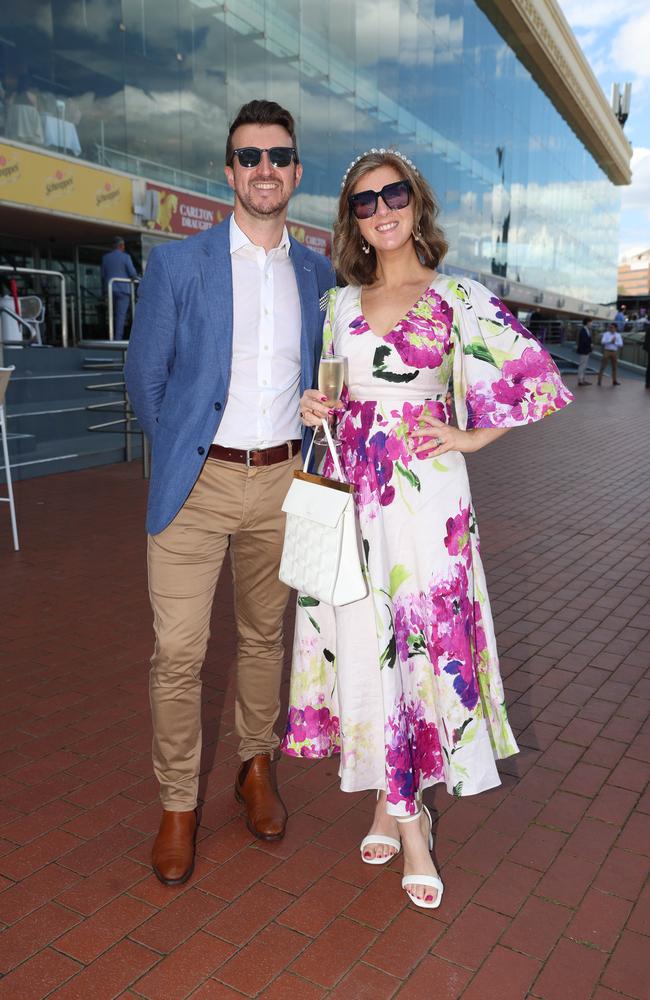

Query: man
[614,304,626,334]
[597,322,624,386]
[125,100,335,886]
[101,236,138,340]
[643,316,650,389]
[575,317,593,386]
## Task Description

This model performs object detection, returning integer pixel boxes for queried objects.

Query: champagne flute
[314,355,345,444]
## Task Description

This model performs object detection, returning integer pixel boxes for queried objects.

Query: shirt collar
[229,214,291,256]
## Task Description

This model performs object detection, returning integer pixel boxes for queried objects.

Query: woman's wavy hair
[334,151,448,286]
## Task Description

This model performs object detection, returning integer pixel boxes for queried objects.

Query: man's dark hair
[225,100,298,165]
[112,236,125,249]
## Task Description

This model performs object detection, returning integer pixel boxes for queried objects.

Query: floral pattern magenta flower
[349,286,453,372]
[385,696,445,811]
[283,704,340,758]
[466,346,572,428]
[489,296,536,339]
[444,503,472,559]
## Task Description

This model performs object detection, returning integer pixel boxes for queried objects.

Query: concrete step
[1,432,141,483]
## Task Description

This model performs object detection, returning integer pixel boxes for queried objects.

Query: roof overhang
[476,0,632,185]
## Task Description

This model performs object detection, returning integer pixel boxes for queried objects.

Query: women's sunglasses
[348,179,411,220]
[230,146,298,168]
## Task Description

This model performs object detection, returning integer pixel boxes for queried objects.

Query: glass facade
[0,0,620,305]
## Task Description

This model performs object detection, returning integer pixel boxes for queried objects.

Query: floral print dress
[282,275,573,815]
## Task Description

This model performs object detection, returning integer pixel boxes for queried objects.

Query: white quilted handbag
[279,420,368,606]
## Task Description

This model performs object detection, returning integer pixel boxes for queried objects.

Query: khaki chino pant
[147,452,300,810]
[598,350,618,383]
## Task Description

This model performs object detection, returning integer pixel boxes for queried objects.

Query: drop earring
[413,226,422,243]
[361,237,370,255]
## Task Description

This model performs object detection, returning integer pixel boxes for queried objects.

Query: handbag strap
[303,419,345,482]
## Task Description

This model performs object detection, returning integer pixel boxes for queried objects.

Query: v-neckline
[358,273,439,340]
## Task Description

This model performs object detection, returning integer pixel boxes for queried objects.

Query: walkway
[0,372,648,999]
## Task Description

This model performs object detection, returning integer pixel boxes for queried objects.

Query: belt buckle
[245,448,255,468]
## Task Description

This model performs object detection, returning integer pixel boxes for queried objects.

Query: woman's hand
[299,389,344,428]
[410,413,509,457]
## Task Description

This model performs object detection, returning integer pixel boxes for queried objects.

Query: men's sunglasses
[348,179,411,220]
[230,146,298,168]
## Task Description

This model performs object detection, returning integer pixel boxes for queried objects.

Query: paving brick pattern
[1,375,649,998]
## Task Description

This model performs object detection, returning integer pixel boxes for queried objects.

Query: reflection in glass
[0,0,621,304]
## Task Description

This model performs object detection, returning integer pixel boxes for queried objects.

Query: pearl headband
[341,148,418,189]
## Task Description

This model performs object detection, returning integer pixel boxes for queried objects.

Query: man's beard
[237,185,292,219]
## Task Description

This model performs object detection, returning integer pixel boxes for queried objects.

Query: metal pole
[142,434,150,479]
[125,390,133,462]
[107,279,114,340]
[74,244,82,343]
[60,274,67,347]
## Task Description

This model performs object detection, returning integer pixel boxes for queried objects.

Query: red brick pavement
[1,374,649,999]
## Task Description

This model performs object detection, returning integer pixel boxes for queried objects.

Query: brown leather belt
[208,439,301,467]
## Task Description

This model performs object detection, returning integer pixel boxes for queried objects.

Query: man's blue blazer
[124,216,335,536]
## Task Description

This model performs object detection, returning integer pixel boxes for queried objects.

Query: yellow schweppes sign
[0,142,132,225]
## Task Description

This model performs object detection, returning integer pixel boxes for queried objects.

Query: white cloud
[621,147,650,211]
[559,0,647,30]
[611,11,650,79]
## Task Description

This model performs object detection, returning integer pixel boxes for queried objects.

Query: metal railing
[0,266,68,347]
[82,340,150,477]
[94,142,234,203]
[107,277,139,340]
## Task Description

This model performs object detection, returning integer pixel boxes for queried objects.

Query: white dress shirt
[601,331,623,352]
[213,216,302,449]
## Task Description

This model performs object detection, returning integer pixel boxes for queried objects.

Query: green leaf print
[450,717,474,754]
[373,344,419,384]
[323,648,335,663]
[395,461,421,492]
[452,781,464,798]
[363,537,370,565]
[380,632,397,670]
[463,341,497,367]
[306,614,320,633]
[432,460,448,472]
[297,596,321,633]
[407,634,426,656]
[388,564,411,598]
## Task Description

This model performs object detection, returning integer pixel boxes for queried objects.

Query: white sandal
[398,805,444,909]
[359,791,401,865]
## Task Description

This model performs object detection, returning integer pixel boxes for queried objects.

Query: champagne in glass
[315,355,345,443]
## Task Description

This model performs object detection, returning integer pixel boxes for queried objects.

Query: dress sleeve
[451,278,573,430]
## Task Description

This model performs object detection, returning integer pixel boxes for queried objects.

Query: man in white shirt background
[125,100,335,886]
[598,322,624,386]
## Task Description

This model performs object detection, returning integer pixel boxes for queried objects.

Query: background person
[576,317,593,385]
[125,100,335,887]
[284,148,573,911]
[598,322,623,385]
[101,236,138,340]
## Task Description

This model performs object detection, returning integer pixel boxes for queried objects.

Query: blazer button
[214,402,222,411]
[198,446,205,455]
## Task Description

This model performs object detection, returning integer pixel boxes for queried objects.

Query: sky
[559,0,650,260]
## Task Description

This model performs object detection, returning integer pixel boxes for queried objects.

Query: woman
[282,149,572,908]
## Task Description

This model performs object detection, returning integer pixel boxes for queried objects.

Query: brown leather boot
[152,809,197,886]
[235,755,287,841]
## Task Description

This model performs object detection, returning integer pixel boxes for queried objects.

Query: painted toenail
[426,894,433,901]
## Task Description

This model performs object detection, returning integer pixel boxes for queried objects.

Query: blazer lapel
[290,238,319,393]
[200,218,233,379]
